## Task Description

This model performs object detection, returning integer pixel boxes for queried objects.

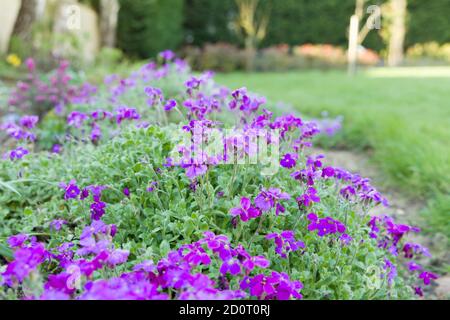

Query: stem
[227,163,239,199]
[249,214,267,246]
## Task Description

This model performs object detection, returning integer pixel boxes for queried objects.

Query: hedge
[183,0,450,51]
[117,0,450,57]
[117,0,184,58]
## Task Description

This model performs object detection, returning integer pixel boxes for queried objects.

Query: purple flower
[241,272,303,300]
[80,188,90,200]
[339,233,352,246]
[61,180,81,200]
[51,144,62,154]
[1,243,47,286]
[19,115,39,129]
[164,99,177,111]
[133,260,156,273]
[383,259,397,285]
[185,77,202,91]
[419,271,438,285]
[7,234,28,248]
[229,197,261,222]
[146,181,158,193]
[25,58,36,72]
[67,111,89,128]
[5,147,29,161]
[159,50,176,61]
[414,286,423,297]
[181,243,211,266]
[229,87,265,115]
[107,249,130,266]
[90,122,102,142]
[280,153,297,169]
[199,232,233,261]
[116,106,140,124]
[219,258,241,275]
[307,213,346,237]
[402,242,431,259]
[86,185,107,202]
[90,201,107,221]
[123,188,130,197]
[407,261,423,272]
[183,163,208,180]
[254,188,290,213]
[236,248,270,272]
[266,231,305,258]
[79,276,166,300]
[296,187,320,207]
[240,274,277,299]
[322,166,335,178]
[254,192,274,212]
[144,87,164,106]
[270,114,303,138]
[50,219,68,231]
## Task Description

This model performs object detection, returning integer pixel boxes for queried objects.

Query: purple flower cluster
[1,236,47,287]
[59,181,108,220]
[307,213,347,237]
[334,167,389,207]
[8,59,77,114]
[3,146,29,161]
[280,153,298,169]
[266,231,305,258]
[291,154,325,186]
[198,232,270,277]
[116,106,141,125]
[254,188,290,215]
[230,197,261,222]
[0,114,39,161]
[296,187,320,208]
[240,271,303,300]
[369,215,420,254]
[229,87,266,117]
[0,50,435,301]
[368,215,438,292]
[2,227,290,300]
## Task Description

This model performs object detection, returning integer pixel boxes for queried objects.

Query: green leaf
[0,243,13,260]
[0,180,21,197]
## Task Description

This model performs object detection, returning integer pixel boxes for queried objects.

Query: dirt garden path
[313,147,450,299]
[312,147,424,219]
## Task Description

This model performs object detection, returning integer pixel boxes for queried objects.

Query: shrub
[406,42,450,65]
[7,58,79,118]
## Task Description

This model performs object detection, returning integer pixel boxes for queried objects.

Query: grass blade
[0,180,21,196]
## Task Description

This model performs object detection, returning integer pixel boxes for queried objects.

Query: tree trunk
[11,0,39,43]
[348,15,359,75]
[100,0,120,48]
[387,0,407,67]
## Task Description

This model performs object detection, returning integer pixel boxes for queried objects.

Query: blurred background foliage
[117,0,184,58]
[2,0,450,71]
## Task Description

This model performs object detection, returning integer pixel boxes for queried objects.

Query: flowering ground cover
[216,70,450,243]
[0,53,439,300]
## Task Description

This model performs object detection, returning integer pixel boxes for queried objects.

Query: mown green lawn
[216,67,450,238]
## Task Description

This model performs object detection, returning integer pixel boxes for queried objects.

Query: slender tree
[11,0,39,43]
[347,0,382,74]
[387,0,407,66]
[100,0,120,48]
[234,0,270,70]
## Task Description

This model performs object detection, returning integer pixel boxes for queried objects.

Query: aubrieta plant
[0,51,437,300]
